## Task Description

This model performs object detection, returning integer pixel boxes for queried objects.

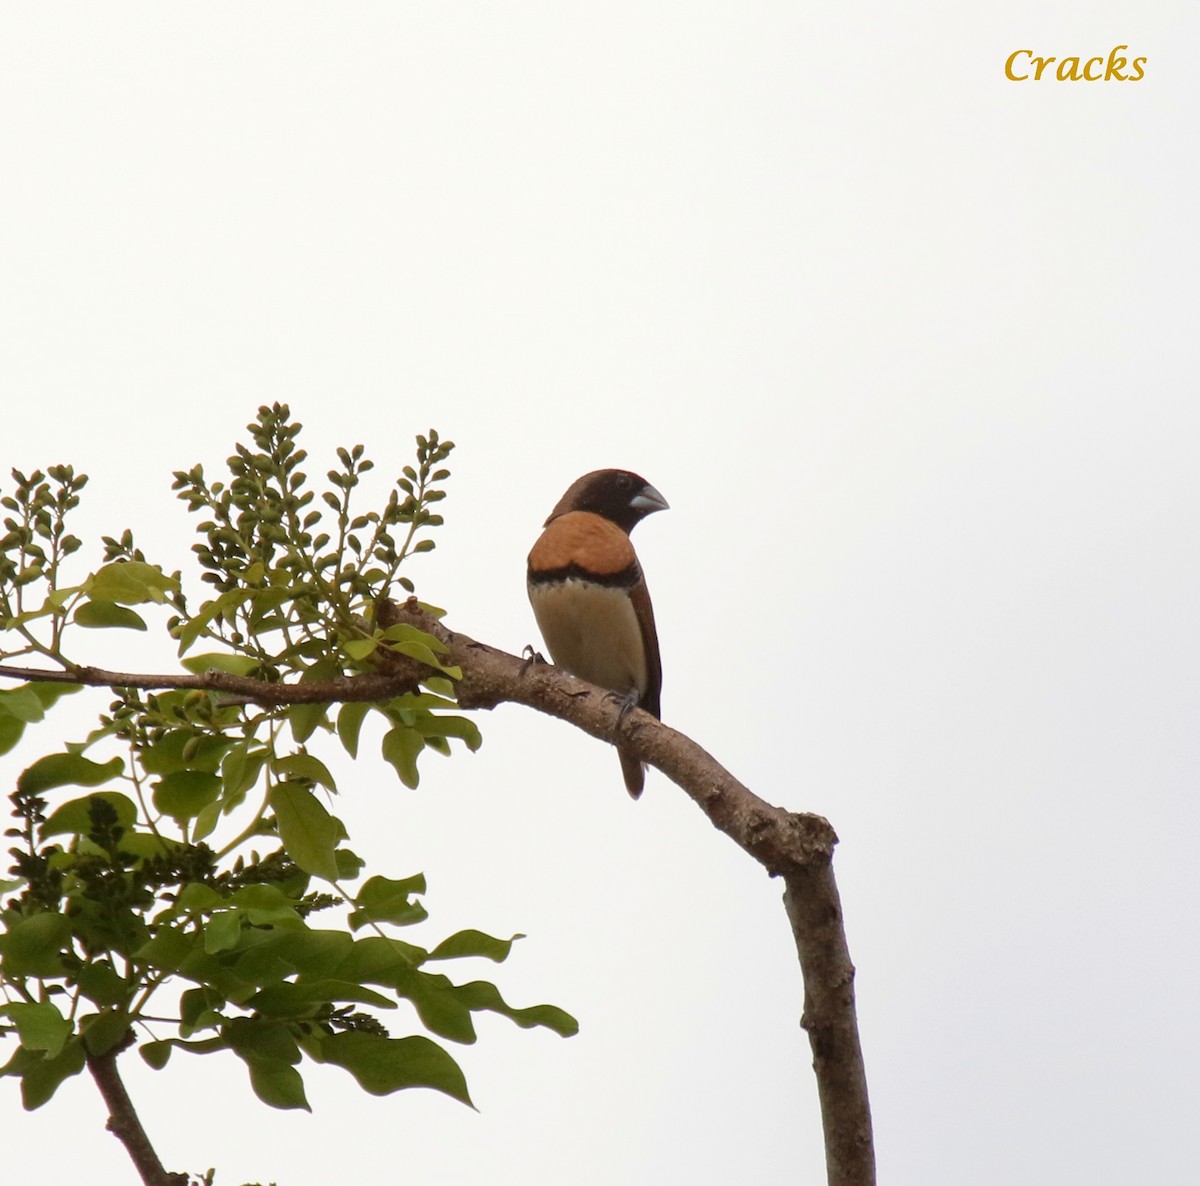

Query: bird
[527,469,668,798]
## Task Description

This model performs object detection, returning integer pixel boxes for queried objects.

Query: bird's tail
[618,746,645,799]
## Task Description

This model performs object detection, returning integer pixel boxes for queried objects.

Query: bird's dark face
[545,469,669,533]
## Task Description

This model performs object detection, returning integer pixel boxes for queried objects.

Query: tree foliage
[0,406,576,1140]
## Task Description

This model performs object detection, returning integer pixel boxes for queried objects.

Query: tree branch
[87,1042,188,1186]
[785,866,875,1186]
[3,598,875,1186]
[379,599,876,1186]
[0,661,423,704]
[384,602,838,871]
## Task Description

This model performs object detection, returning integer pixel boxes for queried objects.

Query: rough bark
[785,866,875,1186]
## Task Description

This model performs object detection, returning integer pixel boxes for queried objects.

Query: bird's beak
[631,484,669,514]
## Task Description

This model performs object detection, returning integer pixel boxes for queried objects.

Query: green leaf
[381,726,423,789]
[140,1040,174,1070]
[236,927,352,978]
[428,929,521,964]
[225,1016,301,1063]
[73,600,148,631]
[28,682,83,710]
[454,980,580,1037]
[0,686,47,724]
[0,911,71,977]
[41,791,138,839]
[86,560,178,605]
[249,979,395,1017]
[5,1002,72,1058]
[390,641,459,674]
[17,753,124,795]
[349,874,428,931]
[332,935,426,986]
[191,800,221,842]
[225,1020,310,1111]
[401,972,477,1043]
[0,713,25,757]
[179,986,219,1030]
[221,742,268,802]
[386,691,460,712]
[153,770,222,823]
[273,753,337,793]
[246,1058,310,1111]
[337,701,369,758]
[177,967,249,1005]
[113,831,179,866]
[118,560,179,598]
[135,927,196,974]
[180,652,263,677]
[19,1037,86,1110]
[226,947,293,992]
[141,728,230,775]
[269,782,340,881]
[204,911,244,954]
[189,1010,231,1039]
[0,1044,42,1080]
[230,883,302,926]
[175,590,241,655]
[80,1010,132,1056]
[288,700,330,745]
[411,713,483,753]
[336,847,366,880]
[175,882,223,913]
[74,960,131,1008]
[378,623,460,676]
[343,638,376,661]
[379,622,449,654]
[317,1031,472,1105]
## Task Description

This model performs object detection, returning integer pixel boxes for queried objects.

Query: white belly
[529,578,648,696]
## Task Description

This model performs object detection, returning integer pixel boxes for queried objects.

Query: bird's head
[545,469,669,533]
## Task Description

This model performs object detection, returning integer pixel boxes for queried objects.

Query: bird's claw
[520,645,547,675]
[608,687,641,727]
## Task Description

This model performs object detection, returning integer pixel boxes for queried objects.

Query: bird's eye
[616,474,631,489]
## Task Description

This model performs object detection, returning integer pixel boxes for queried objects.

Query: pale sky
[2,5,1198,1185]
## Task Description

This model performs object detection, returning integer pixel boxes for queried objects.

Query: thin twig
[0,661,422,704]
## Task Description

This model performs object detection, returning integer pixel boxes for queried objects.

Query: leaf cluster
[0,466,88,655]
[0,408,576,1141]
[167,403,452,677]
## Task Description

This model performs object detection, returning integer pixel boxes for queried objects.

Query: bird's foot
[608,687,641,727]
[520,645,547,675]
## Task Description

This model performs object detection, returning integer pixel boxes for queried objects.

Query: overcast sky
[2,4,1198,1185]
